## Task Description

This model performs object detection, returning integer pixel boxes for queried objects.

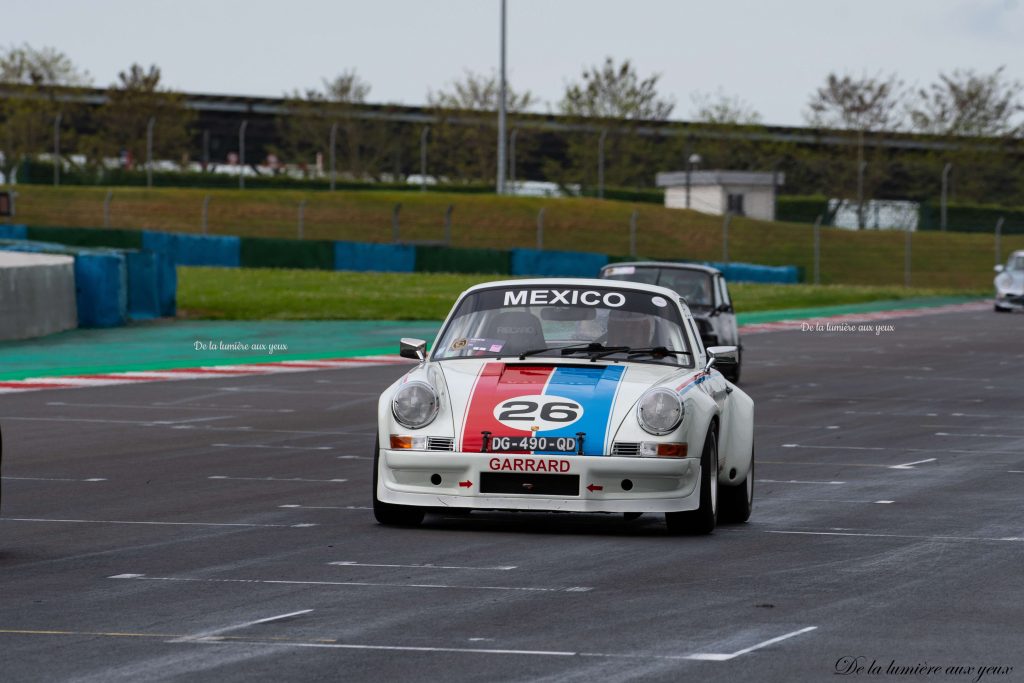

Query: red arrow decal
[586,484,603,492]
[459,480,473,488]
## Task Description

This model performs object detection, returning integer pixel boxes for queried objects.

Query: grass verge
[178,267,986,320]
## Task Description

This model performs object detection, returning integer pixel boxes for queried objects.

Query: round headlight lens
[392,381,439,429]
[636,388,684,436]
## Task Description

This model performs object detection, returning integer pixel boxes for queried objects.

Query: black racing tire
[372,435,425,527]
[665,425,718,535]
[994,304,1011,313]
[720,448,754,524]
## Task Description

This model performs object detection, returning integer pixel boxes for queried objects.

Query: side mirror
[717,303,733,314]
[704,345,738,373]
[399,338,427,361]
[994,264,1005,273]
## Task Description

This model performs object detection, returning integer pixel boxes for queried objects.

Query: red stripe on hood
[460,363,554,453]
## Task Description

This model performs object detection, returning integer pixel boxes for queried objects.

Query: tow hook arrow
[586,484,603,492]
[459,480,473,488]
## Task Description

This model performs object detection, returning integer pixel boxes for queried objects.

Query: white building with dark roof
[656,170,784,221]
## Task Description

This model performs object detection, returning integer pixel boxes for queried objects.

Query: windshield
[433,285,693,367]
[1008,255,1024,271]
[602,265,715,307]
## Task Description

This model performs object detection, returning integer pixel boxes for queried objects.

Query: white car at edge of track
[373,278,755,535]
[994,250,1024,313]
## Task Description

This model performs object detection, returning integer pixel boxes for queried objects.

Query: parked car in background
[600,262,742,382]
[994,251,1024,313]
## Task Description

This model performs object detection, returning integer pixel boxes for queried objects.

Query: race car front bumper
[995,292,1024,309]
[377,450,702,513]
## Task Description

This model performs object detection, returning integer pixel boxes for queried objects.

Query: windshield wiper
[517,342,629,360]
[590,346,692,361]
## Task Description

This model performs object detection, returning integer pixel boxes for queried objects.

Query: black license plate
[480,472,580,496]
[489,436,577,453]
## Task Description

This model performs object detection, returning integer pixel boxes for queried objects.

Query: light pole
[940,162,952,231]
[496,0,507,195]
[685,153,701,209]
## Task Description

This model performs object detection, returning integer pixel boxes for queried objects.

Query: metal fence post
[238,120,248,190]
[597,129,608,199]
[146,116,155,188]
[298,199,307,239]
[722,211,732,263]
[940,162,952,231]
[420,126,430,191]
[904,225,912,288]
[629,209,638,257]
[813,214,822,285]
[329,122,338,192]
[444,204,454,246]
[995,216,1004,265]
[509,128,518,193]
[53,112,62,186]
[201,129,210,171]
[392,203,402,243]
[103,190,113,227]
[201,194,210,234]
[536,207,545,250]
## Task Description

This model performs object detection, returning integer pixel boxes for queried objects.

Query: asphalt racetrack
[1,307,1022,682]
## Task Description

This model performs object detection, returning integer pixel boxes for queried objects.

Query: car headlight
[391,381,439,429]
[636,388,684,436]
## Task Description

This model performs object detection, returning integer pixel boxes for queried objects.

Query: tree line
[2,44,1023,208]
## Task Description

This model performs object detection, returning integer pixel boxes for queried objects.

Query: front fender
[718,383,754,486]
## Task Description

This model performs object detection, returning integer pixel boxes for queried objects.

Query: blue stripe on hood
[537,365,625,455]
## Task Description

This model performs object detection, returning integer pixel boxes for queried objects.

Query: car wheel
[665,425,718,535]
[720,448,754,523]
[994,304,1011,313]
[372,436,425,527]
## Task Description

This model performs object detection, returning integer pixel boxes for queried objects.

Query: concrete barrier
[0,251,78,340]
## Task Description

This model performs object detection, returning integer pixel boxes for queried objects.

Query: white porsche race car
[373,278,755,535]
[994,251,1024,313]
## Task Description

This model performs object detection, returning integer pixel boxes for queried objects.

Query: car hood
[437,358,689,455]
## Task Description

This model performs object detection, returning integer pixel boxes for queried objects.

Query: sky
[4,0,1023,127]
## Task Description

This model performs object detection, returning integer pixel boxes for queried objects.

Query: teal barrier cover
[334,241,416,272]
[0,224,27,240]
[126,251,160,320]
[142,231,241,267]
[511,249,609,277]
[75,251,127,328]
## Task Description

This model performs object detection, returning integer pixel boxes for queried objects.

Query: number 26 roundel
[492,395,584,431]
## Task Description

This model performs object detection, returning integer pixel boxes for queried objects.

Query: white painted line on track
[108,573,591,593]
[935,432,1021,439]
[46,401,294,413]
[781,443,885,451]
[208,475,347,483]
[767,530,1024,543]
[684,626,819,662]
[757,479,844,485]
[875,500,895,504]
[329,561,517,571]
[4,517,315,528]
[1,476,107,482]
[889,458,937,469]
[211,443,333,451]
[279,504,371,510]
[171,609,315,643]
